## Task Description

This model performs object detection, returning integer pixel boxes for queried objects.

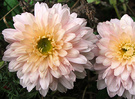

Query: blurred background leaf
[0,61,4,69]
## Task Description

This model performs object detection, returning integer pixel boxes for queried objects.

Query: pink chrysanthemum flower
[2,2,97,96]
[94,14,135,99]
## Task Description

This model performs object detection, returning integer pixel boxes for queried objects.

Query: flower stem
[113,5,121,19]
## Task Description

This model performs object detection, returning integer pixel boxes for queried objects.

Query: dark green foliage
[0,0,134,99]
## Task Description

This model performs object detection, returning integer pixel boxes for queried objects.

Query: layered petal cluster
[94,14,135,99]
[2,2,97,96]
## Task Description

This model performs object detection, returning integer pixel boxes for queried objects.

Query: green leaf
[4,0,22,16]
[123,3,127,12]
[131,17,135,21]
[87,0,100,4]
[94,32,98,35]
[25,0,34,5]
[0,61,4,69]
[109,0,117,5]
[87,0,95,3]
[29,0,34,5]
[95,1,100,4]
[58,0,67,2]
[120,0,124,2]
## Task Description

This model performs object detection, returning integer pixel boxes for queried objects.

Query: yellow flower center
[37,37,53,54]
[119,43,135,60]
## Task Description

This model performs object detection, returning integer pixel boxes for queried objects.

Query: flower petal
[121,69,130,81]
[67,55,87,64]
[59,76,74,89]
[13,12,34,25]
[114,65,125,76]
[63,33,76,42]
[66,48,79,58]
[2,29,23,43]
[97,80,106,90]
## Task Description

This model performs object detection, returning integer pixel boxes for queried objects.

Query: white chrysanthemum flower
[2,2,97,96]
[94,14,135,99]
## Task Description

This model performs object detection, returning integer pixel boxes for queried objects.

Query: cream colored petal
[121,69,130,81]
[17,54,29,62]
[67,54,87,64]
[13,12,34,25]
[59,63,70,75]
[28,54,41,63]
[120,14,133,27]
[114,65,125,76]
[50,69,61,78]
[74,40,89,51]
[72,62,84,72]
[22,62,32,73]
[64,72,76,81]
[52,54,60,66]
[66,48,79,58]
[48,55,57,70]
[14,22,25,31]
[34,2,48,22]
[39,59,48,78]
[2,29,24,43]
[39,89,49,97]
[63,33,76,42]
[62,42,72,50]
[9,59,21,71]
[53,23,62,34]
[57,49,67,57]
[60,9,70,25]
[96,56,106,64]
[40,77,49,90]
[50,79,58,91]
[111,61,121,69]
[14,46,27,54]
[54,29,65,41]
